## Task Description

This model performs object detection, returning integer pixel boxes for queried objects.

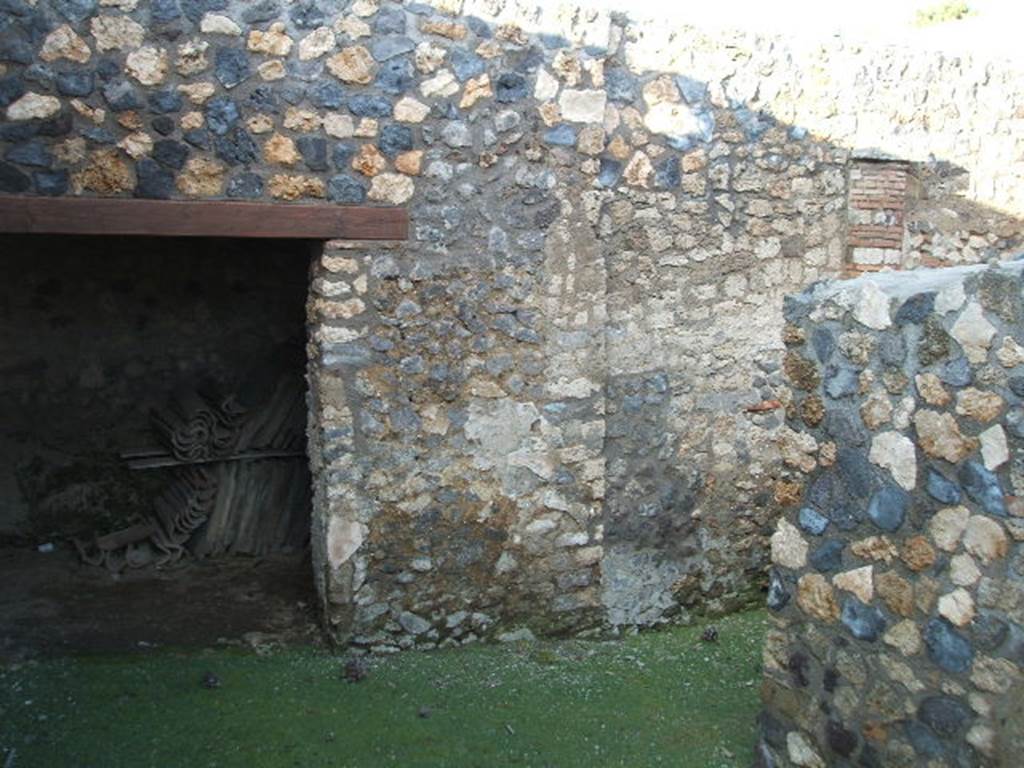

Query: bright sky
[585,0,1024,59]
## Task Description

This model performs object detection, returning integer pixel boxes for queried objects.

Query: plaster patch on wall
[327,517,367,569]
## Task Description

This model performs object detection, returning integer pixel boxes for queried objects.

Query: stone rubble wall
[1,0,1023,647]
[760,263,1024,767]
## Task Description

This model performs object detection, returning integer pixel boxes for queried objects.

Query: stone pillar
[306,240,377,644]
[759,262,1024,766]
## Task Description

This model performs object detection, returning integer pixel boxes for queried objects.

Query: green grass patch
[0,610,767,768]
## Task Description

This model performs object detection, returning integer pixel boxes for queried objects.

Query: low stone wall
[759,262,1024,766]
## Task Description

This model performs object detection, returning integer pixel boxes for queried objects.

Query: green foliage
[0,611,768,767]
[915,1,974,27]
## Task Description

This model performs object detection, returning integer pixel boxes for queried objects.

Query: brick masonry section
[847,160,910,274]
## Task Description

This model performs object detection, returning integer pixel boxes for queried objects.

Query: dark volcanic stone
[102,79,140,111]
[33,169,67,195]
[348,94,392,117]
[241,0,278,24]
[52,0,96,23]
[151,0,181,23]
[151,115,175,135]
[958,460,1006,516]
[840,597,885,641]
[290,1,325,29]
[214,127,258,165]
[926,469,961,504]
[246,86,278,113]
[375,6,406,34]
[895,292,935,324]
[226,172,263,198]
[309,81,345,109]
[205,96,239,135]
[826,720,858,757]
[811,327,835,363]
[971,613,1009,651]
[825,366,859,399]
[924,618,974,673]
[450,50,485,81]
[95,58,120,82]
[134,157,174,199]
[904,721,945,759]
[810,539,844,573]
[296,136,327,171]
[0,35,34,65]
[148,88,183,114]
[605,67,636,103]
[940,357,972,387]
[214,47,250,89]
[918,695,972,737]
[379,124,413,157]
[543,124,576,146]
[798,507,829,536]
[55,70,93,97]
[837,447,875,497]
[0,75,25,107]
[183,128,210,149]
[676,75,707,104]
[280,86,307,106]
[878,332,905,365]
[5,140,50,167]
[828,505,859,532]
[37,111,73,139]
[79,126,113,143]
[152,139,188,170]
[495,72,527,102]
[1009,376,1024,398]
[0,160,30,192]
[758,711,787,749]
[597,158,621,188]
[371,35,414,62]
[1007,408,1024,440]
[534,201,560,229]
[787,651,809,687]
[180,0,228,24]
[823,667,839,692]
[857,744,883,768]
[766,568,789,611]
[806,472,841,509]
[327,174,366,204]
[866,484,908,532]
[375,57,413,95]
[331,142,355,170]
[468,16,491,37]
[826,410,869,446]
[653,156,680,189]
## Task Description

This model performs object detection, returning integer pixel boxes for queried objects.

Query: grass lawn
[0,610,766,768]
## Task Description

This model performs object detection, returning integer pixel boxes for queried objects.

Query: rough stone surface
[771,520,808,570]
[327,46,376,84]
[914,410,977,463]
[0,0,1020,703]
[40,25,91,64]
[764,264,1024,765]
[869,431,916,490]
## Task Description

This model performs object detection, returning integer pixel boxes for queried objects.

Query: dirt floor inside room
[0,235,317,660]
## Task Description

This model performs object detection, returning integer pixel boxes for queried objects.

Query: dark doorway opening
[0,234,318,658]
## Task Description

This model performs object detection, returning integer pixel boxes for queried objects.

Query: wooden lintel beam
[0,196,408,241]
